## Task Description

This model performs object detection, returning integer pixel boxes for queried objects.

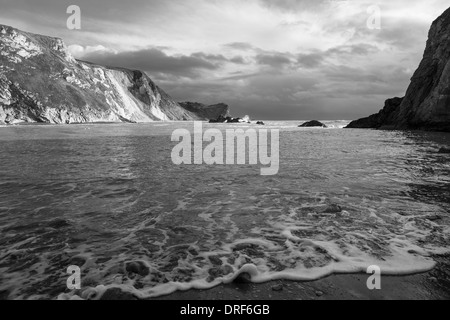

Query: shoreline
[99,257,450,300]
[99,272,449,301]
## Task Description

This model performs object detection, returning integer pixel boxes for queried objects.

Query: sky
[0,0,449,120]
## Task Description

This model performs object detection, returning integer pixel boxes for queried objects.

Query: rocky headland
[179,102,231,122]
[347,7,450,132]
[0,25,227,125]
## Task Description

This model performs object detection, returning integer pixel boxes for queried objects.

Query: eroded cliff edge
[179,102,231,122]
[347,7,450,132]
[0,25,223,124]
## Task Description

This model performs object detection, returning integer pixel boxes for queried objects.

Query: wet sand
[152,272,448,300]
[100,256,450,300]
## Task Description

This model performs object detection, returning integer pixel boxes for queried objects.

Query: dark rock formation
[299,120,327,128]
[439,147,450,153]
[347,7,450,132]
[209,115,250,123]
[0,25,227,124]
[100,288,138,300]
[346,97,404,129]
[256,121,265,125]
[179,102,230,121]
[125,261,150,277]
[323,204,343,214]
[209,115,231,123]
[233,272,252,284]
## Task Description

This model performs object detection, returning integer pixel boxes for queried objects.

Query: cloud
[297,53,325,68]
[255,53,293,68]
[258,0,329,12]
[326,44,379,56]
[80,48,220,79]
[223,42,255,51]
[68,44,115,57]
[230,56,247,64]
[296,44,379,69]
[191,52,228,62]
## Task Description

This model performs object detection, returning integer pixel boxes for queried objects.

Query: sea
[0,120,449,299]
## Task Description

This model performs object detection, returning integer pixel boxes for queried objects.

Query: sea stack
[299,120,327,128]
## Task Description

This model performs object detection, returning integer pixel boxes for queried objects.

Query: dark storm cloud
[161,54,414,120]
[323,65,384,83]
[190,52,247,65]
[161,72,323,120]
[296,44,379,69]
[326,44,379,56]
[297,53,325,68]
[229,56,246,64]
[191,52,228,62]
[82,48,220,79]
[255,53,293,68]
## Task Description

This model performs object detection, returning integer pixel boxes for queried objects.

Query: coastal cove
[1,1,450,303]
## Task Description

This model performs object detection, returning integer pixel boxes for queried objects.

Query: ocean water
[0,121,449,300]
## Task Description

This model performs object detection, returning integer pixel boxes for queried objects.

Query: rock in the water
[69,256,87,267]
[426,215,442,221]
[315,290,324,297]
[210,115,231,123]
[439,147,450,153]
[256,121,265,125]
[208,256,223,266]
[0,24,226,124]
[209,115,251,124]
[47,219,71,229]
[207,264,234,282]
[346,7,450,132]
[125,261,150,277]
[222,264,234,275]
[299,120,327,128]
[100,288,138,300]
[233,272,252,283]
[323,204,343,214]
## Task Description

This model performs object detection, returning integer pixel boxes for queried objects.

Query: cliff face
[347,7,450,132]
[179,102,230,121]
[0,25,222,124]
[346,97,404,129]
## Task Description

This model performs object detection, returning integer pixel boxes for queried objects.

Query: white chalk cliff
[0,25,226,124]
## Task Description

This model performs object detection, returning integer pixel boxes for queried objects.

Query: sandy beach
[95,256,450,300]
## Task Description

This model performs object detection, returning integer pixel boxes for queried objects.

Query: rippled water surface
[0,121,449,299]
